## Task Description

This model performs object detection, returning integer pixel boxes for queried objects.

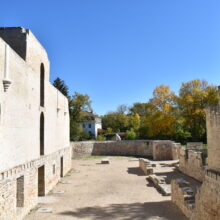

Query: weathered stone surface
[179,148,206,182]
[148,174,171,196]
[186,142,203,150]
[139,158,154,175]
[171,178,195,219]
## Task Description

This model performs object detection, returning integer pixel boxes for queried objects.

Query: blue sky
[1,0,220,115]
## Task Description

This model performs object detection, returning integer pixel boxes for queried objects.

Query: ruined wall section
[179,148,206,182]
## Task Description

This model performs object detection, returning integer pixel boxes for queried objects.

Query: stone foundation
[179,148,207,182]
[0,147,71,220]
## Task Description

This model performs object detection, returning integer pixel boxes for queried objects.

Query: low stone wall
[179,148,207,182]
[187,142,203,149]
[71,140,180,160]
[0,147,72,220]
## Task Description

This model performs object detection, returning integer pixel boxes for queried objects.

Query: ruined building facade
[0,27,71,220]
[172,87,220,220]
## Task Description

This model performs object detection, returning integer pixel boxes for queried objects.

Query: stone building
[0,27,71,220]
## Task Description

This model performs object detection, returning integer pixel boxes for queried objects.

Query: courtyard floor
[25,157,199,220]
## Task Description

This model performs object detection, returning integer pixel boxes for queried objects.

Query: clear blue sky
[1,0,220,115]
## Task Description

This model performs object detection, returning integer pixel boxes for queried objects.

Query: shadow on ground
[127,167,146,176]
[58,201,187,220]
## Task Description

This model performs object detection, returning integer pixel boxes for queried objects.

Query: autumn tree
[177,79,218,141]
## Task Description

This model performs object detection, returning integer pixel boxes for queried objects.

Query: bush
[96,135,106,141]
[80,131,91,140]
[126,129,137,140]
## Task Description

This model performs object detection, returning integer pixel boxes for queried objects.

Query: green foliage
[80,131,91,140]
[69,92,93,122]
[106,127,113,134]
[96,135,106,141]
[53,77,69,97]
[126,129,137,140]
[70,122,83,141]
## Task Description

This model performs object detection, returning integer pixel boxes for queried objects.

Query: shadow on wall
[58,201,187,220]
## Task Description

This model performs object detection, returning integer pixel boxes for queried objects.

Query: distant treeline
[53,77,219,143]
[102,80,219,144]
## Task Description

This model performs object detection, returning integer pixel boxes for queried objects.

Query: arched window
[40,112,44,156]
[40,63,45,107]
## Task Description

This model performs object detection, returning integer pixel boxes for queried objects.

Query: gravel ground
[25,157,191,220]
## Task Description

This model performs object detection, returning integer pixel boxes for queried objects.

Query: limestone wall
[179,148,206,182]
[0,31,69,172]
[0,27,71,220]
[71,140,179,160]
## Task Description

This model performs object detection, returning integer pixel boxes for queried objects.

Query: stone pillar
[206,88,220,171]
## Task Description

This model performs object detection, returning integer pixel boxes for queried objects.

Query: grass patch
[72,155,138,160]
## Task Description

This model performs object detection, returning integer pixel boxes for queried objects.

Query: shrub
[126,129,137,140]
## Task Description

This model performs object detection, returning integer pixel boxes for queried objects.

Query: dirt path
[25,157,188,220]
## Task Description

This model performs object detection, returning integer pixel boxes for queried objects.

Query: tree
[149,85,176,113]
[177,79,219,141]
[129,103,156,116]
[129,113,140,131]
[53,77,69,97]
[117,104,128,114]
[69,92,93,122]
[69,92,93,141]
[102,112,129,132]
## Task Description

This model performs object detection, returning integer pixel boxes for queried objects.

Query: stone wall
[0,146,71,220]
[191,170,220,220]
[179,148,207,182]
[0,28,69,172]
[0,27,71,220]
[171,179,195,219]
[71,140,179,160]
[186,142,203,149]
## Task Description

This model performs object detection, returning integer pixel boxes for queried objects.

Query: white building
[79,116,102,137]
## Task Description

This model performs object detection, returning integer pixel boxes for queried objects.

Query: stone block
[101,158,109,164]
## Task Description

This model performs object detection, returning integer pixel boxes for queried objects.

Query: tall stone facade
[0,27,71,220]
